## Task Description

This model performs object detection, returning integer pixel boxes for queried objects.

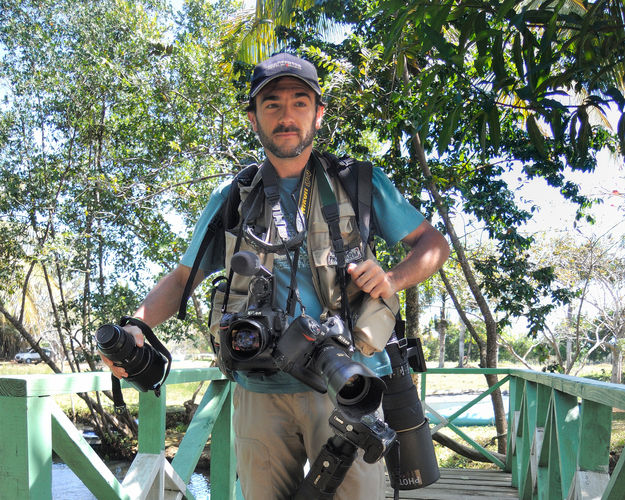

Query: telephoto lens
[96,324,168,393]
[382,339,440,490]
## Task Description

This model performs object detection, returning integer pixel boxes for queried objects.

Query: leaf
[437,105,461,156]
[617,112,625,155]
[605,86,625,112]
[492,33,506,83]
[512,33,524,78]
[549,109,563,141]
[576,106,590,158]
[474,11,489,58]
[527,115,547,158]
[488,106,501,153]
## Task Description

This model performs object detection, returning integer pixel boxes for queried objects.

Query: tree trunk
[405,286,419,338]
[458,321,465,368]
[611,348,623,384]
[408,117,507,454]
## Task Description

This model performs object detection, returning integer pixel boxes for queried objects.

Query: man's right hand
[99,325,145,379]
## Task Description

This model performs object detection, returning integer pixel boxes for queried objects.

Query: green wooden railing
[421,368,625,500]
[0,367,236,500]
[2,367,625,499]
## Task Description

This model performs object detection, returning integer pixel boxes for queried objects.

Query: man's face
[248,77,324,159]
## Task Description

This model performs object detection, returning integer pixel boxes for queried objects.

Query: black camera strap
[250,159,316,316]
[110,317,172,415]
[314,158,354,331]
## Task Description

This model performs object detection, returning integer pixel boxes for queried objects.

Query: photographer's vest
[210,153,400,355]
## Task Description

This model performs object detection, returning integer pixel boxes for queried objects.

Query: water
[425,393,509,426]
[52,458,210,499]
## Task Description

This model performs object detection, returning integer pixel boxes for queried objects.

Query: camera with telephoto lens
[382,333,440,489]
[96,317,171,394]
[217,251,386,420]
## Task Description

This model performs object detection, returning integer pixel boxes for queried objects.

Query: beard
[255,115,317,158]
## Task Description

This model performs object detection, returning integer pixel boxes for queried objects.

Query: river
[52,458,210,499]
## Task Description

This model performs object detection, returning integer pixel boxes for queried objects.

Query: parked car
[14,348,51,364]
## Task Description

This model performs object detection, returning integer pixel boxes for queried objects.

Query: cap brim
[250,74,321,98]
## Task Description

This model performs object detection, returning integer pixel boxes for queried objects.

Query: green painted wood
[506,376,521,480]
[0,367,224,397]
[553,390,580,495]
[210,385,237,500]
[425,368,512,375]
[138,386,166,454]
[172,380,230,483]
[517,381,537,500]
[578,399,612,473]
[446,422,506,469]
[602,447,625,500]
[510,369,625,411]
[444,375,510,425]
[0,395,53,499]
[164,367,227,385]
[51,402,128,499]
[545,408,563,500]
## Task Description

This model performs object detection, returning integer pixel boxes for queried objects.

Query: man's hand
[347,260,396,300]
[99,325,144,379]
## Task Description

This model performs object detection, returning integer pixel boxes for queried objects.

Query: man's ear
[315,105,325,130]
[247,111,258,133]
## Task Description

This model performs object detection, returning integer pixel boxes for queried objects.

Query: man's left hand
[347,260,395,300]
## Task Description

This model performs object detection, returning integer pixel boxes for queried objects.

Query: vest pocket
[209,287,248,336]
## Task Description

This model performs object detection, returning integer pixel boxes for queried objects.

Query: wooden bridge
[1,367,624,499]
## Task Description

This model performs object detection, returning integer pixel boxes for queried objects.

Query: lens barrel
[315,345,386,421]
[96,324,168,393]
[382,341,440,489]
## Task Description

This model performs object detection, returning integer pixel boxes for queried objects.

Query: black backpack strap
[178,209,224,320]
[320,151,374,250]
[178,164,259,321]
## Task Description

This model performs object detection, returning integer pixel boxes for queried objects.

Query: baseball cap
[249,53,322,99]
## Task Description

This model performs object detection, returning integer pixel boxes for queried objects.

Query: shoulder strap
[177,164,259,320]
[318,151,375,249]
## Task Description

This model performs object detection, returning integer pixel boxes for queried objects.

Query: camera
[217,251,385,420]
[96,317,170,395]
[382,335,440,489]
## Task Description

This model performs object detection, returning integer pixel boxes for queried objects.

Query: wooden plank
[172,380,229,483]
[566,470,609,500]
[0,395,52,499]
[210,385,237,500]
[577,399,612,473]
[51,402,128,499]
[384,468,518,499]
[553,391,580,495]
[0,367,224,398]
[602,447,625,500]
[138,386,166,454]
[510,369,625,411]
[121,452,163,500]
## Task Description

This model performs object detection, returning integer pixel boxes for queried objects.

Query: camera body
[216,251,385,420]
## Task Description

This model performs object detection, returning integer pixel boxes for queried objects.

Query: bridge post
[0,391,52,499]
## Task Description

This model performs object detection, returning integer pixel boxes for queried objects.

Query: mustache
[272,125,300,134]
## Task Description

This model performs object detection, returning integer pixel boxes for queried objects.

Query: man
[101,53,449,499]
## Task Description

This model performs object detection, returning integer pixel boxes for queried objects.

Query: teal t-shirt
[181,166,425,393]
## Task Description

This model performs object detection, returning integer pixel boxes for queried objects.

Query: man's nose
[277,105,296,125]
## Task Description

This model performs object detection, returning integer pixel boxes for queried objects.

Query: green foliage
[0,0,252,367]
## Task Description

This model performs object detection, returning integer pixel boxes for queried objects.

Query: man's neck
[265,146,314,178]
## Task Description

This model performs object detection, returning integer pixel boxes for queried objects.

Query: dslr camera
[216,251,385,420]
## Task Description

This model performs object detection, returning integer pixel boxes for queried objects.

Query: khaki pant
[233,385,386,500]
